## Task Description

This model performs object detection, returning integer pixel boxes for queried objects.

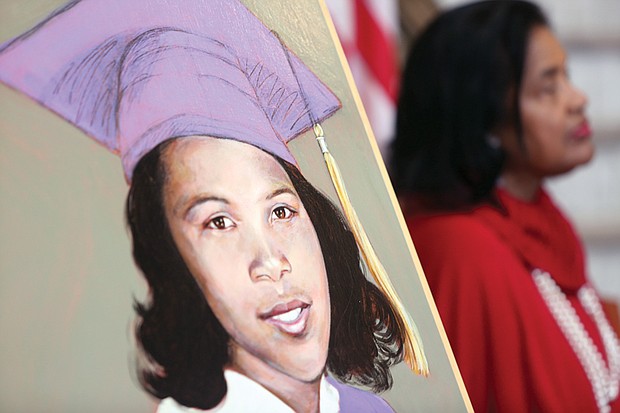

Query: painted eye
[271,206,295,221]
[205,215,235,230]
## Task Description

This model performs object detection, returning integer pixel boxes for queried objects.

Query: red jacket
[406,188,619,412]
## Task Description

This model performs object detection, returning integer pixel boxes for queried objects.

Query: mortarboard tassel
[313,123,429,377]
[273,28,428,376]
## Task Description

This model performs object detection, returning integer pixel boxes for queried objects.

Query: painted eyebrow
[176,186,296,219]
[266,186,297,201]
[176,195,228,220]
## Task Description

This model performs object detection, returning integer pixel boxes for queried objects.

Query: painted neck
[230,348,323,413]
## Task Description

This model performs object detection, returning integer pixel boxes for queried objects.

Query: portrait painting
[0,0,471,411]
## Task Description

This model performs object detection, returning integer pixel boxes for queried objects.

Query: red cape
[406,188,618,412]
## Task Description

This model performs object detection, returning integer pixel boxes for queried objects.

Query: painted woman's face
[161,137,330,385]
[500,26,594,177]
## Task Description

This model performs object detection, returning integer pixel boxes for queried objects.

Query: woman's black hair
[390,0,547,210]
[127,139,404,409]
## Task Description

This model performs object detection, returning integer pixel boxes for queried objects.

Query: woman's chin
[276,354,328,383]
[570,139,596,168]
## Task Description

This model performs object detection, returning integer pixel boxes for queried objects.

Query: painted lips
[260,299,310,336]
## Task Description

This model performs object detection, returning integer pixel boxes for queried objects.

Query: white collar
[157,369,340,412]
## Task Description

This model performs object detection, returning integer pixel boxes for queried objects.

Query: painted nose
[248,235,292,282]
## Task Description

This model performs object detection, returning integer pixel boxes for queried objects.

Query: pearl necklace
[533,269,620,413]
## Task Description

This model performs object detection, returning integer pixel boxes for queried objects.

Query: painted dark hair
[390,0,547,209]
[126,139,404,409]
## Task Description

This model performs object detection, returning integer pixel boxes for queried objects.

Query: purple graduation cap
[0,0,340,181]
[0,0,428,375]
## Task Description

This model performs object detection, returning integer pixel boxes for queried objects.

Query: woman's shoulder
[405,209,528,287]
[327,376,396,413]
[157,377,396,413]
[406,210,507,254]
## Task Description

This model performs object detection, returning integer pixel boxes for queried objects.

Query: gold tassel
[313,124,429,376]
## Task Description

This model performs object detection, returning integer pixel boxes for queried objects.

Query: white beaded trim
[533,269,620,413]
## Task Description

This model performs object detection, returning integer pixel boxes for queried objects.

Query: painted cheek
[199,259,255,329]
[188,235,244,291]
[295,227,323,268]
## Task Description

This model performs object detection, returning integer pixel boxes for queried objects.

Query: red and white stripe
[326,0,400,158]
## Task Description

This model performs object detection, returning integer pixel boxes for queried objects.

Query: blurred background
[326,0,620,308]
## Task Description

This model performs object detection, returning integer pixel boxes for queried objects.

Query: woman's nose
[248,232,292,282]
[568,81,588,115]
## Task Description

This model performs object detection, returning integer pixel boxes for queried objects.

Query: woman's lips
[260,299,310,336]
[571,121,592,140]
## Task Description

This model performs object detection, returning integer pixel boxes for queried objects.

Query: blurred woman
[390,1,620,412]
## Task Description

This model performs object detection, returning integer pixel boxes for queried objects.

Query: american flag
[325,0,400,159]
